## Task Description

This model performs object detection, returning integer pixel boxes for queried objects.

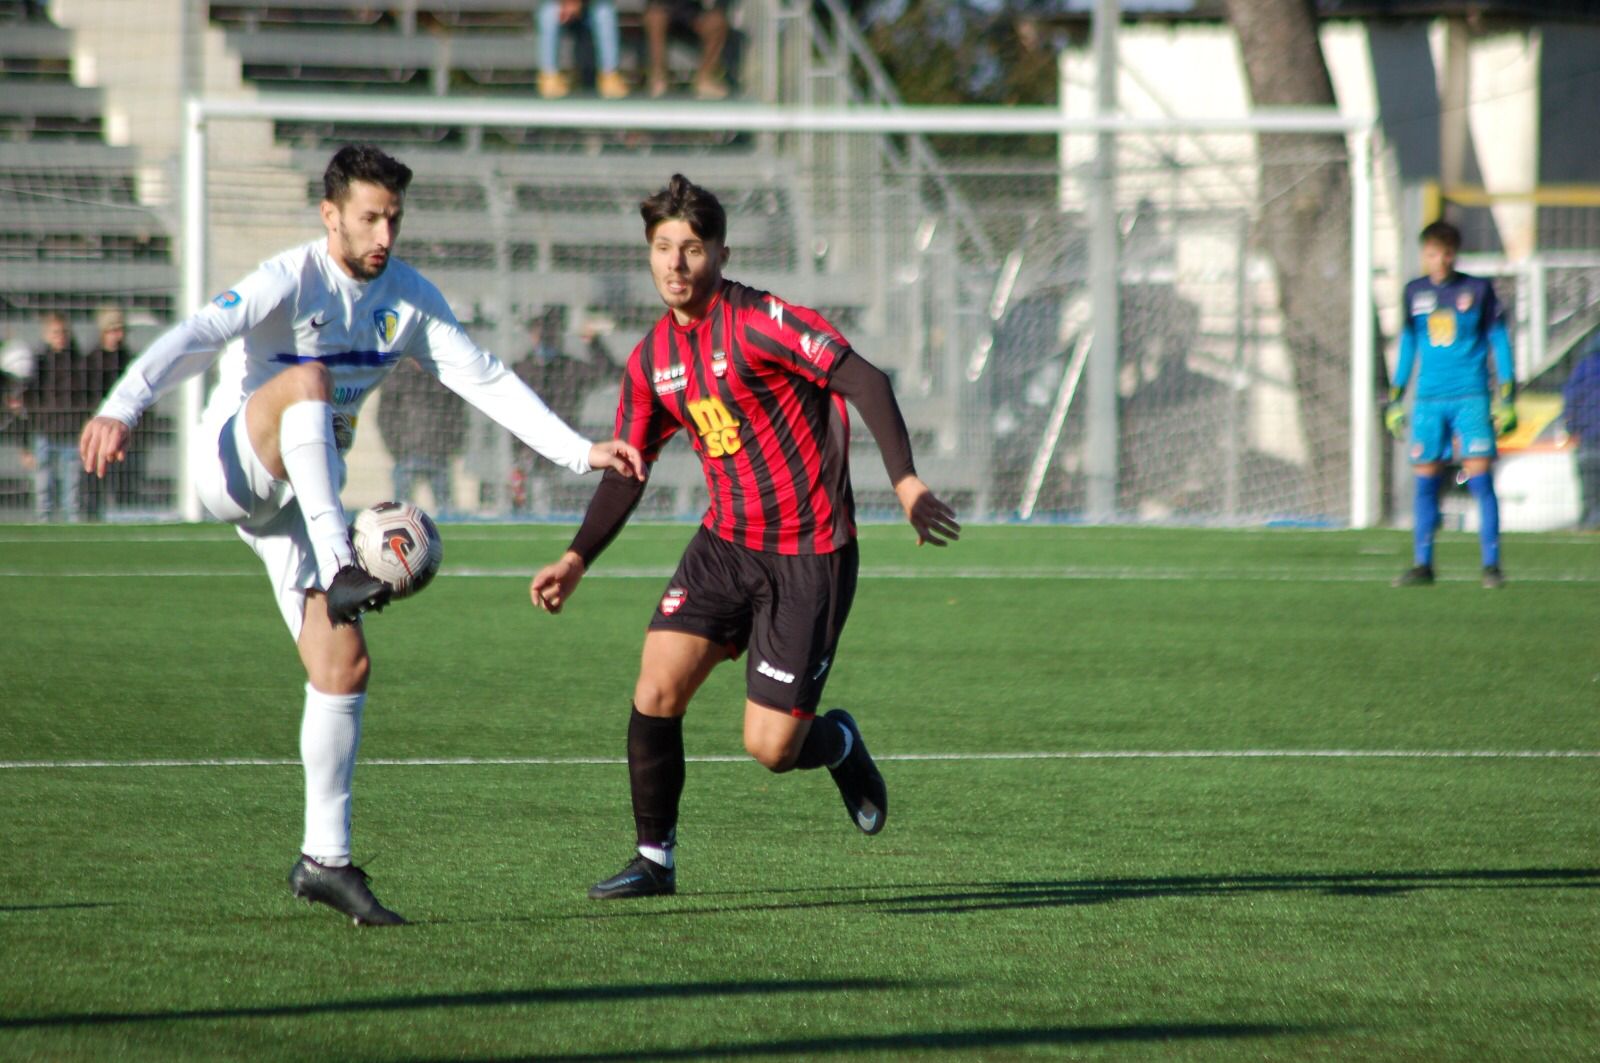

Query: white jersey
[97,239,593,473]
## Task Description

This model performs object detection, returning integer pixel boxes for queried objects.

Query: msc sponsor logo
[686,395,741,458]
[757,660,795,684]
[213,289,242,309]
[373,308,399,345]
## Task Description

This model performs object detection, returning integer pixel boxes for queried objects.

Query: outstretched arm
[530,467,649,613]
[829,352,961,547]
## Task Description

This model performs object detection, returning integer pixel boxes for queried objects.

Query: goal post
[179,94,1378,526]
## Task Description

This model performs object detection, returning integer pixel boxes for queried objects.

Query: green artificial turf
[1,523,1596,1061]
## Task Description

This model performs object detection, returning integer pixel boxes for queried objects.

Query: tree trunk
[1225,0,1351,518]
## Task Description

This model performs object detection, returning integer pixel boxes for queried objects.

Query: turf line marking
[3,750,1597,770]
[4,565,1598,584]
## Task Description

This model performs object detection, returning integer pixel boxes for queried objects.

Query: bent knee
[633,678,685,719]
[311,652,370,695]
[744,736,798,773]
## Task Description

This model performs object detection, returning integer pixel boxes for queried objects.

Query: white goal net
[174,97,1377,527]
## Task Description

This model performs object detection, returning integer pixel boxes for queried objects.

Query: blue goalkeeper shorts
[1410,395,1496,464]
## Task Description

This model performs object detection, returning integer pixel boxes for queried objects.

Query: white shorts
[192,405,336,641]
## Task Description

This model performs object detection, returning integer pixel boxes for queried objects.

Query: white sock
[828,722,854,769]
[300,683,365,865]
[279,401,353,586]
[638,843,674,869]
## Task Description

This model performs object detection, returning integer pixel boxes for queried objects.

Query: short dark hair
[323,144,413,204]
[640,173,726,245]
[1420,220,1461,250]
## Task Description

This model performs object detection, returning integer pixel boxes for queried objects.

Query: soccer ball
[351,501,443,599]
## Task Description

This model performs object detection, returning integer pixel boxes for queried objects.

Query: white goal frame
[179,95,1377,525]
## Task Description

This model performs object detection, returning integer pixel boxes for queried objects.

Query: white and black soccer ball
[351,501,443,600]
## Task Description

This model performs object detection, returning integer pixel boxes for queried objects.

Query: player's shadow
[0,902,124,913]
[575,866,1600,918]
[395,1021,1335,1061]
[0,978,910,1031]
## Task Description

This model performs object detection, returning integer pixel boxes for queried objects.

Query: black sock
[793,715,847,770]
[628,705,684,847]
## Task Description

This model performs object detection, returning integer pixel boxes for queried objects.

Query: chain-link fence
[175,104,1377,528]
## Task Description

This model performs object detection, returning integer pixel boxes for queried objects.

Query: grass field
[1,522,1597,1061]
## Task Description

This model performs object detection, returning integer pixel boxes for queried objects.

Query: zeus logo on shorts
[758,660,796,684]
[687,396,742,458]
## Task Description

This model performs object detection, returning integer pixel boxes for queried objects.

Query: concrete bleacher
[0,7,179,517]
[210,0,691,97]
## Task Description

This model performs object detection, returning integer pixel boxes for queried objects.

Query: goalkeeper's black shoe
[1482,564,1506,589]
[1391,564,1435,588]
[288,856,406,926]
[824,709,887,835]
[588,853,675,900]
[326,564,391,626]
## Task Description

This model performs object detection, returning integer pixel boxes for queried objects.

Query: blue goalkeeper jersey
[1394,272,1514,400]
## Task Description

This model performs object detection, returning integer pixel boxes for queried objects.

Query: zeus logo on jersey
[373,309,399,346]
[653,364,688,395]
[686,396,742,458]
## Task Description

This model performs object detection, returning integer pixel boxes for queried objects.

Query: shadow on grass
[398,1021,1331,1061]
[0,978,910,1031]
[577,866,1600,918]
[0,902,124,913]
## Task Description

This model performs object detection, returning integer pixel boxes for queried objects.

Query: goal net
[173,97,1380,528]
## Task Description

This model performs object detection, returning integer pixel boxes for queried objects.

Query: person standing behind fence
[83,306,138,517]
[538,0,628,99]
[1563,340,1600,530]
[20,311,94,522]
[375,357,467,516]
[510,311,610,513]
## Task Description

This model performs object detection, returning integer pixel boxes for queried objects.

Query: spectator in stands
[1564,339,1600,530]
[538,0,628,99]
[83,305,138,518]
[375,357,467,517]
[20,311,92,521]
[644,0,730,100]
[511,309,611,512]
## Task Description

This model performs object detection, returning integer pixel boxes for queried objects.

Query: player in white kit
[79,145,644,926]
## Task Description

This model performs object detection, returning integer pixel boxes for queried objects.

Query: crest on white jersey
[373,308,399,345]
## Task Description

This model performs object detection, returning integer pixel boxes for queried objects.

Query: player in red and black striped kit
[531,174,960,899]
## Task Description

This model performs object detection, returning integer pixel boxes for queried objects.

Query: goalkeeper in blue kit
[1385,220,1516,588]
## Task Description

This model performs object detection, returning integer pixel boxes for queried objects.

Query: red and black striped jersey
[614,279,857,555]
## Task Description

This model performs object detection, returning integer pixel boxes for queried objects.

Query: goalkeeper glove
[1382,387,1406,440]
[1492,382,1518,436]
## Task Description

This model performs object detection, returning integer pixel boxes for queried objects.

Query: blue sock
[1412,475,1440,567]
[1468,473,1499,567]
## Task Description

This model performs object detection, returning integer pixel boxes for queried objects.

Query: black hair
[323,144,413,204]
[1419,219,1462,250]
[639,173,726,245]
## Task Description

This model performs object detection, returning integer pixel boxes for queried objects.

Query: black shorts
[649,526,858,716]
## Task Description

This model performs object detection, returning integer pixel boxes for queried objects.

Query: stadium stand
[0,5,178,517]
